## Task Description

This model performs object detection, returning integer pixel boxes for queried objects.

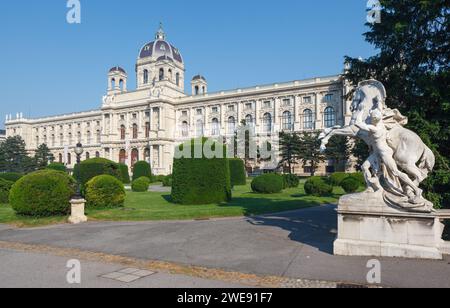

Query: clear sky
[1,0,376,126]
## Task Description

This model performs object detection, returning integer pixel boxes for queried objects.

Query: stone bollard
[68,198,88,224]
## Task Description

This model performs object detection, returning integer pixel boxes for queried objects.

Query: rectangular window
[182,111,188,117]
[228,105,235,112]
[282,99,291,106]
[245,103,253,110]
[211,107,219,113]
[303,96,312,104]
[264,101,271,109]
[196,109,203,115]
[325,94,333,102]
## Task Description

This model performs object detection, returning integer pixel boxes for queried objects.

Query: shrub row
[251,174,284,194]
[0,178,13,204]
[85,175,126,208]
[304,177,333,197]
[229,159,246,187]
[74,158,122,186]
[0,172,23,183]
[132,161,152,181]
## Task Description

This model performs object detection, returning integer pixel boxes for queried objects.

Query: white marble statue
[319,80,435,213]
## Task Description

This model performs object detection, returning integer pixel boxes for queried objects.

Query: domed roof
[192,75,206,81]
[109,66,127,74]
[138,24,183,64]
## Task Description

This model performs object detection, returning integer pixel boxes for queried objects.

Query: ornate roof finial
[155,22,166,40]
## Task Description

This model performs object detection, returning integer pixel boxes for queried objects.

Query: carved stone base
[334,191,450,260]
[68,198,88,224]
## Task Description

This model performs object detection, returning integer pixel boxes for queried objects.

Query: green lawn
[0,180,346,227]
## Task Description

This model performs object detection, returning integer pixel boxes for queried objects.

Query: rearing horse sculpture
[319,80,435,212]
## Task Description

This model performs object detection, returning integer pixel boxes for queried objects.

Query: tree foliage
[297,131,325,176]
[0,136,36,173]
[34,144,54,169]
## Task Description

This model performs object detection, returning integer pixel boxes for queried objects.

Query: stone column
[68,198,88,224]
[315,93,322,129]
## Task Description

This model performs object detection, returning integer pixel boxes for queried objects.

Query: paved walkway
[0,205,449,288]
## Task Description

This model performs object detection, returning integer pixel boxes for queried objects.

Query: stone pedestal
[334,191,450,260]
[68,198,88,224]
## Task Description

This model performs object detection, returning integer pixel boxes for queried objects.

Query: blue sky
[1,0,376,126]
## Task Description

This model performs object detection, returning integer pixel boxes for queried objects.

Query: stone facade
[5,26,353,175]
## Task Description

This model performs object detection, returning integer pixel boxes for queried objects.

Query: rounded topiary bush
[75,158,121,185]
[283,174,300,189]
[46,163,67,172]
[119,164,131,184]
[9,170,76,216]
[0,172,23,183]
[251,174,284,194]
[350,172,365,187]
[162,175,173,187]
[132,177,150,192]
[341,177,361,194]
[304,177,333,196]
[171,138,231,205]
[0,178,13,204]
[328,172,350,187]
[229,159,247,187]
[132,161,152,181]
[85,175,126,209]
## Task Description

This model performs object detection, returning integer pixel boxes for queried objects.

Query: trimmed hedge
[85,175,125,209]
[350,172,366,187]
[0,178,13,204]
[9,170,76,217]
[46,163,67,172]
[229,159,247,187]
[119,164,131,184]
[251,174,284,194]
[341,177,361,194]
[171,138,231,205]
[132,161,152,181]
[0,172,23,183]
[328,172,350,186]
[75,158,121,185]
[151,175,166,183]
[304,177,333,197]
[162,175,173,187]
[132,177,150,192]
[283,174,300,189]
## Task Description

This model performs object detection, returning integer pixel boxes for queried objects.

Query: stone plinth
[334,191,450,260]
[68,198,88,224]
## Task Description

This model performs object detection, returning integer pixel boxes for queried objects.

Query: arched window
[96,130,101,144]
[245,114,253,126]
[303,109,313,130]
[195,86,199,95]
[202,86,206,94]
[95,151,100,158]
[68,133,73,145]
[182,121,189,137]
[120,125,126,140]
[51,134,55,147]
[60,134,64,146]
[176,73,180,86]
[227,117,236,135]
[282,111,293,131]
[59,153,63,163]
[67,153,71,165]
[144,148,150,162]
[119,79,124,91]
[77,132,81,143]
[143,70,149,84]
[111,78,116,89]
[86,131,91,144]
[168,69,173,81]
[132,124,138,139]
[211,118,220,136]
[131,149,139,167]
[263,113,272,133]
[159,68,164,81]
[119,149,126,164]
[196,120,204,137]
[324,107,336,128]
[86,152,90,160]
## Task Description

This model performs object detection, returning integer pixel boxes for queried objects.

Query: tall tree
[325,135,351,172]
[34,143,55,169]
[298,131,325,176]
[0,136,34,173]
[344,0,449,207]
[278,132,301,174]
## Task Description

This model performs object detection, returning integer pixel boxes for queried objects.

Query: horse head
[350,79,387,125]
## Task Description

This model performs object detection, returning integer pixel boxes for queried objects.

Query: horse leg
[320,126,357,152]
